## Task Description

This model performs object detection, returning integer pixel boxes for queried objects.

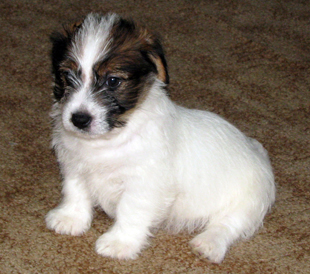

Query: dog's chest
[74,143,129,216]
[86,170,125,217]
[74,140,133,179]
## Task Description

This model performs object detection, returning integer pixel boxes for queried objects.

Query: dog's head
[51,13,169,137]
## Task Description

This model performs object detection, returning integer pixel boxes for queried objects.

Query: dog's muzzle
[71,112,92,130]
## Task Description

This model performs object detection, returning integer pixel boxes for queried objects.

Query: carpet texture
[1,0,309,273]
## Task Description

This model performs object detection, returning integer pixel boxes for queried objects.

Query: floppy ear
[51,21,83,73]
[50,21,82,100]
[140,31,169,85]
[147,38,169,85]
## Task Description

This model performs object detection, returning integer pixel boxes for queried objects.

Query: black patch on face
[93,57,155,130]
[90,16,169,130]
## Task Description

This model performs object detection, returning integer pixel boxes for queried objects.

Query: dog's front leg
[46,174,93,236]
[96,177,162,260]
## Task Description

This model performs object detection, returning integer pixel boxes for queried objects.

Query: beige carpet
[1,0,309,273]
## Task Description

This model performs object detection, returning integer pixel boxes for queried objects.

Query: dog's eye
[63,71,74,87]
[106,77,121,88]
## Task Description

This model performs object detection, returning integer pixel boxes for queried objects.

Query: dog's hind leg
[190,209,259,263]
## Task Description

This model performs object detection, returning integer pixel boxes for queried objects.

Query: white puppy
[46,13,275,263]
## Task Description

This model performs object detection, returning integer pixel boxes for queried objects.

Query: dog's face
[51,13,169,137]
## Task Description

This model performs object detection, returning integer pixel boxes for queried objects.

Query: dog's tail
[249,137,276,207]
[249,138,269,158]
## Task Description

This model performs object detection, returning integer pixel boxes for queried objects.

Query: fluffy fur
[46,13,275,263]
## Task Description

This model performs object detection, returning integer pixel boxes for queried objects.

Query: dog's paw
[95,232,143,260]
[45,207,91,236]
[190,235,227,264]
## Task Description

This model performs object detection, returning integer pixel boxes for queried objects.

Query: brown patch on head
[60,58,79,73]
[90,15,169,129]
[104,17,169,84]
[58,59,81,97]
[60,20,84,41]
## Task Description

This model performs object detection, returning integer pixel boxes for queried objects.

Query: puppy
[46,13,275,263]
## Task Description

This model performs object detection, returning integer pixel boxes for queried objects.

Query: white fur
[46,14,275,263]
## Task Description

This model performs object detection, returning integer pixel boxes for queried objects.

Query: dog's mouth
[61,107,123,140]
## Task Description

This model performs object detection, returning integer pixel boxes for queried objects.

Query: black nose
[71,112,92,129]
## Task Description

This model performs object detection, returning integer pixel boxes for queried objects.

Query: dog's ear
[50,20,83,100]
[146,36,169,85]
[110,17,169,85]
[140,30,169,85]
